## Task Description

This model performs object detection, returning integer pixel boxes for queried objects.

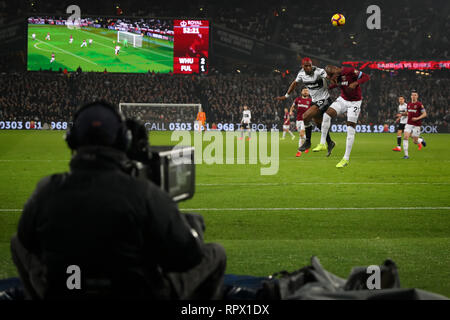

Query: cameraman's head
[65,101,131,152]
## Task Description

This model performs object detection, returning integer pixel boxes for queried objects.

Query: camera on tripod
[125,119,196,202]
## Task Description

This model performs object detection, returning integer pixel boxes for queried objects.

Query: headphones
[65,101,132,152]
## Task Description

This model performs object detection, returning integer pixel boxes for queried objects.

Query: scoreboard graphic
[173,20,209,74]
[27,17,209,74]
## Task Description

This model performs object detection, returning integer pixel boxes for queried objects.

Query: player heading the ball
[275,57,335,154]
[315,65,370,168]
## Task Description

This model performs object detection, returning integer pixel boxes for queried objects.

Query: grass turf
[0,130,449,296]
[27,25,173,73]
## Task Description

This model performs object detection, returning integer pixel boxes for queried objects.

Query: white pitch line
[178,207,450,211]
[33,42,53,53]
[30,37,98,66]
[0,160,68,162]
[196,182,450,186]
[3,207,449,213]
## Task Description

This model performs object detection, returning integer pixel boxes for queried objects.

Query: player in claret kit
[276,57,335,154]
[289,87,312,156]
[402,90,427,159]
[80,39,87,48]
[69,35,73,44]
[282,108,295,140]
[45,32,50,41]
[317,65,370,168]
[392,95,408,151]
[50,52,55,64]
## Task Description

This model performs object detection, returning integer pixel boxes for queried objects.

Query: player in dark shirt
[314,65,370,168]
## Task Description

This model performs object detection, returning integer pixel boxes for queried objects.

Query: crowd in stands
[0,0,448,130]
[1,70,448,129]
[17,0,450,62]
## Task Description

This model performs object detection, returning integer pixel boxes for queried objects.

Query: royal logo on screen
[180,21,187,27]
[187,20,203,26]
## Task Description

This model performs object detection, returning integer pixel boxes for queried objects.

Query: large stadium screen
[27,17,209,74]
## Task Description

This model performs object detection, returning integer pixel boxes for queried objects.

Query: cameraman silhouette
[10,101,226,300]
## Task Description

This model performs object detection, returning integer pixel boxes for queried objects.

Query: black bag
[256,256,448,300]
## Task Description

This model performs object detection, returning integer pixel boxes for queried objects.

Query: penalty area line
[3,207,449,213]
[179,207,450,211]
[196,182,450,186]
[30,37,99,66]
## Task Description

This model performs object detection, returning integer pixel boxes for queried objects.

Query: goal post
[119,103,203,131]
[117,31,143,48]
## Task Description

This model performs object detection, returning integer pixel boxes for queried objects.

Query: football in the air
[331,13,345,27]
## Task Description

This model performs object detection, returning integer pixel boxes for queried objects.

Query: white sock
[403,140,409,156]
[282,131,286,138]
[320,113,332,145]
[344,126,355,160]
[290,131,294,137]
[299,136,305,147]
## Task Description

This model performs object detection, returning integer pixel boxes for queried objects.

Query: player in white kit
[45,33,50,41]
[115,45,121,55]
[80,39,87,47]
[50,53,55,64]
[32,33,36,40]
[240,105,252,140]
[392,95,408,151]
[276,57,335,154]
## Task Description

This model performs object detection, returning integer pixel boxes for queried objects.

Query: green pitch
[0,131,449,297]
[27,25,173,73]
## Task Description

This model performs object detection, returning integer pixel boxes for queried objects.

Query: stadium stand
[0,0,448,128]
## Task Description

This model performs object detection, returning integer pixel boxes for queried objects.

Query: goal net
[117,31,143,48]
[119,103,203,131]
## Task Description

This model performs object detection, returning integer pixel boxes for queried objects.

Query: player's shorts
[312,98,333,114]
[283,125,290,130]
[242,122,250,130]
[329,96,362,123]
[296,120,305,131]
[404,124,420,137]
[296,120,313,131]
[397,123,406,131]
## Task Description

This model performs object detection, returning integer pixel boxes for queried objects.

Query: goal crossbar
[119,103,202,113]
[119,103,203,130]
[117,31,143,48]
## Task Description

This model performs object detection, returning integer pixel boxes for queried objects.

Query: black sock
[397,136,401,146]
[305,126,312,143]
[326,132,332,145]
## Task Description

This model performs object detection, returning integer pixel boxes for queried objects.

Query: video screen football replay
[27,17,209,74]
